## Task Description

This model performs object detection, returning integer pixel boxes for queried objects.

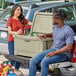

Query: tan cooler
[14,12,53,57]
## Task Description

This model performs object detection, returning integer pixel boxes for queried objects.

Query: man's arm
[46,43,73,57]
[54,43,73,54]
[39,33,53,39]
[46,33,53,37]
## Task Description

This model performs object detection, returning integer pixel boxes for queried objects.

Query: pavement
[20,68,51,76]
[20,68,41,76]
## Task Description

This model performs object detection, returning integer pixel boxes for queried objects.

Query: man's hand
[39,35,47,39]
[45,52,56,57]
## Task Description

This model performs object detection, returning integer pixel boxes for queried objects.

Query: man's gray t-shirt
[51,25,74,58]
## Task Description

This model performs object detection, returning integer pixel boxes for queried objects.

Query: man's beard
[53,22,58,25]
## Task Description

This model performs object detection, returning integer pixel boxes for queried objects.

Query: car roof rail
[30,4,39,9]
[36,1,64,5]
[13,1,40,8]
[26,1,65,9]
[14,1,64,7]
[15,1,41,5]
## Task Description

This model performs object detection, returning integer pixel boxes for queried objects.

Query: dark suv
[0,1,76,54]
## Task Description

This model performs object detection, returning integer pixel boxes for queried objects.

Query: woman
[7,4,32,70]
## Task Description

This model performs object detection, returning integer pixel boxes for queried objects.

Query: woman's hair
[10,4,26,26]
[53,9,67,20]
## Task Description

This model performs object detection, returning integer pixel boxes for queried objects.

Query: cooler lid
[31,12,53,34]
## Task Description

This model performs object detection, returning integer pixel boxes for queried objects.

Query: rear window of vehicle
[53,5,76,21]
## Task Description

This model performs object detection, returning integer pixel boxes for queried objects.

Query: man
[29,9,74,76]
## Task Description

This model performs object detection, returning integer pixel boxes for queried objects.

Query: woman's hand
[35,11,39,15]
[28,22,32,26]
[8,27,22,35]
[16,29,23,35]
[27,11,39,26]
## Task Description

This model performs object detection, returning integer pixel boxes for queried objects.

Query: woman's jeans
[29,48,69,76]
[8,42,20,70]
